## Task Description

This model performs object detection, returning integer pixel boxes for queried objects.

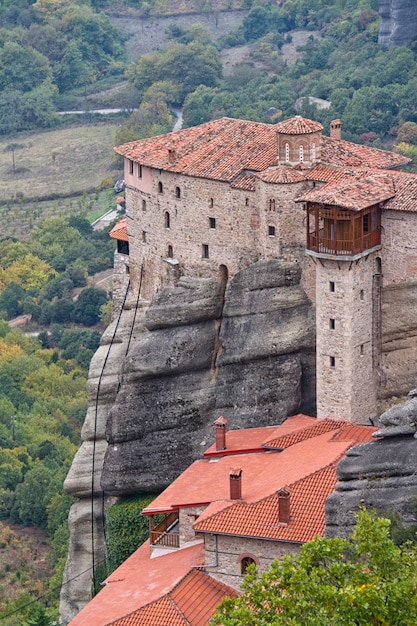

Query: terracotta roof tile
[106,569,237,626]
[230,171,257,191]
[69,541,204,626]
[194,463,338,543]
[256,165,306,184]
[297,172,396,211]
[115,117,408,186]
[115,118,278,183]
[275,116,323,135]
[109,218,128,242]
[142,421,376,516]
[321,136,410,169]
[263,418,346,449]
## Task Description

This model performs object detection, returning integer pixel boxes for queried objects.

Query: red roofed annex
[69,416,376,626]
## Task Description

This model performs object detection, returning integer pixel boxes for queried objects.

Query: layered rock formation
[326,436,417,538]
[61,258,315,622]
[378,0,417,46]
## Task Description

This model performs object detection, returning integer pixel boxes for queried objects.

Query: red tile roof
[109,218,128,242]
[106,569,237,626]
[275,116,323,135]
[142,418,376,516]
[321,136,411,169]
[297,172,396,211]
[256,165,306,184]
[193,462,338,543]
[68,541,205,626]
[263,418,345,449]
[114,117,408,185]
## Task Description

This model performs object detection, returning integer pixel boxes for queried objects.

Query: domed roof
[275,116,323,135]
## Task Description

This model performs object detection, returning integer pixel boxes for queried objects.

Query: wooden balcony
[150,511,179,548]
[306,204,381,258]
[307,230,381,256]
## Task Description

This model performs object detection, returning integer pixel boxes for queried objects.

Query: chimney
[278,488,290,525]
[214,416,227,451]
[330,119,342,140]
[168,148,176,164]
[229,468,242,500]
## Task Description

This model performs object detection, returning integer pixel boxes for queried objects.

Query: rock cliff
[378,0,417,46]
[326,436,417,538]
[60,258,315,622]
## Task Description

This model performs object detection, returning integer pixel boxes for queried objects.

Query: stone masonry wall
[125,166,311,301]
[202,533,301,591]
[315,253,377,423]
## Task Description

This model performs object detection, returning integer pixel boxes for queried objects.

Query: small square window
[329,318,335,330]
[330,356,336,368]
[268,225,276,236]
[329,281,335,292]
[209,217,216,229]
[202,244,209,259]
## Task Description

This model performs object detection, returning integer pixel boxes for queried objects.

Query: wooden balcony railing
[150,511,179,548]
[307,230,380,256]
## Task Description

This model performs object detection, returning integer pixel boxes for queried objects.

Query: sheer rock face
[61,259,315,622]
[378,0,417,46]
[326,437,417,538]
[102,259,316,495]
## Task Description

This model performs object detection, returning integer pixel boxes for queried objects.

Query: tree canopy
[214,509,417,626]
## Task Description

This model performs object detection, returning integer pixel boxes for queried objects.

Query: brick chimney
[330,119,342,140]
[278,488,290,525]
[229,468,242,500]
[214,416,227,451]
[168,148,176,164]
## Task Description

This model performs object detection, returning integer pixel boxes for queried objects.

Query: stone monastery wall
[203,533,300,591]
[124,164,310,301]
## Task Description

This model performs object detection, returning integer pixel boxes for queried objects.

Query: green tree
[73,287,108,326]
[213,509,417,626]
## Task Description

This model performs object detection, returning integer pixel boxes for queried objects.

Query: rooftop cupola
[275,116,322,167]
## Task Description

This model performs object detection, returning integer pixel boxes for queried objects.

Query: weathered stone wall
[203,533,301,590]
[111,251,130,318]
[382,210,417,284]
[315,253,378,423]
[124,166,311,301]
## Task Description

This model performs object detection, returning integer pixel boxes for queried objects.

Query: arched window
[142,199,146,212]
[164,211,170,228]
[209,198,214,208]
[299,145,304,162]
[167,245,173,258]
[175,186,181,198]
[241,556,256,575]
[285,143,290,162]
[158,181,163,193]
[312,142,316,161]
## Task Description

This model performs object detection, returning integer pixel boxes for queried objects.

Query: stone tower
[299,174,391,424]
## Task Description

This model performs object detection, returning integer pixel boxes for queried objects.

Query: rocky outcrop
[61,258,315,623]
[60,302,150,624]
[378,0,417,47]
[326,435,417,538]
[102,260,315,494]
